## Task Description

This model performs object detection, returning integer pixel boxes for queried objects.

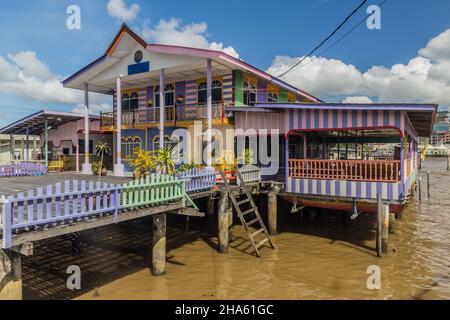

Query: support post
[268,192,278,235]
[206,197,215,217]
[9,134,13,162]
[0,249,22,300]
[427,171,430,198]
[228,198,233,243]
[75,144,80,173]
[376,193,382,257]
[33,138,37,161]
[25,127,29,162]
[447,154,450,171]
[218,190,229,254]
[151,213,166,276]
[389,211,396,234]
[114,78,124,176]
[206,59,213,167]
[20,138,24,161]
[159,69,165,151]
[382,205,389,254]
[82,82,93,174]
[44,118,49,168]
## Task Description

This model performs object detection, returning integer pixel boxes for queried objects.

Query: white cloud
[141,18,240,59]
[72,103,112,115]
[269,29,450,107]
[107,0,140,22]
[342,96,373,104]
[0,51,110,112]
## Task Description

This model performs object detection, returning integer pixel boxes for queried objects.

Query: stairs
[219,170,276,257]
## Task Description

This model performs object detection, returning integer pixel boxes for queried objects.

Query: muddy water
[22,159,450,300]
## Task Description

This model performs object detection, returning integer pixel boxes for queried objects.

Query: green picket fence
[121,173,196,210]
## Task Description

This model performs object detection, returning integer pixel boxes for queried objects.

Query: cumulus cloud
[107,0,140,22]
[141,18,240,59]
[0,51,110,112]
[269,29,450,107]
[342,96,373,104]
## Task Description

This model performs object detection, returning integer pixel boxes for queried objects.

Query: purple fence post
[1,195,12,249]
[114,186,120,224]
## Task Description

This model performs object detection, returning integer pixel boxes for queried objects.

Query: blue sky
[1,0,450,127]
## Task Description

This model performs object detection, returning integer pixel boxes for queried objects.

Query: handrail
[289,159,401,182]
[0,162,47,177]
[0,173,197,249]
[101,103,225,127]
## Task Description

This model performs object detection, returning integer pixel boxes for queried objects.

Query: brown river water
[22,158,450,300]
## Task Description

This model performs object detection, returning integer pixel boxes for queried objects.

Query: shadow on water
[22,215,214,300]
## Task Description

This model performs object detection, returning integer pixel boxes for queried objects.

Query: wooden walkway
[0,172,131,196]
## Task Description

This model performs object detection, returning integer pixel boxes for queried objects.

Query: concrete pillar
[82,82,93,174]
[268,192,278,235]
[0,249,22,300]
[152,213,166,276]
[20,138,24,161]
[159,69,165,150]
[206,197,215,217]
[206,59,213,167]
[25,128,29,162]
[44,118,49,168]
[9,134,13,162]
[114,78,124,177]
[376,193,382,257]
[75,144,80,173]
[218,190,229,254]
[33,138,37,161]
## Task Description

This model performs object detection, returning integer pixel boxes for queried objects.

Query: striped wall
[235,112,285,135]
[286,177,404,202]
[257,79,267,103]
[185,80,197,104]
[223,73,233,105]
[285,109,404,134]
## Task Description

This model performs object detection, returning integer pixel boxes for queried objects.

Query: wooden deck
[0,172,131,196]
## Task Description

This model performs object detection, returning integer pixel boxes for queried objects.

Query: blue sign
[128,61,150,75]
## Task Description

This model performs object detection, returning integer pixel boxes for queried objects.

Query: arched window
[121,136,142,160]
[122,91,139,112]
[243,81,257,106]
[154,84,175,108]
[268,92,279,103]
[152,135,181,162]
[198,80,222,105]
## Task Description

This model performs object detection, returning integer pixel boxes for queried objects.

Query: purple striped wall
[257,79,267,103]
[185,80,197,104]
[223,73,233,105]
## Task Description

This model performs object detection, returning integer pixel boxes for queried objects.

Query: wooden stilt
[376,193,382,257]
[382,205,389,254]
[218,190,229,254]
[151,213,166,276]
[207,197,215,217]
[228,198,233,243]
[0,249,22,300]
[268,192,278,236]
[389,212,396,234]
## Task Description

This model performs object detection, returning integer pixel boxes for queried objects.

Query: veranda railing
[0,162,47,177]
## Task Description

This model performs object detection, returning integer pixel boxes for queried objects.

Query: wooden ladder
[219,170,276,257]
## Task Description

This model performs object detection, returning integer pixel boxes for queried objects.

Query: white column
[114,77,125,177]
[159,69,165,150]
[25,127,29,162]
[76,143,80,172]
[82,82,93,174]
[206,59,213,167]
[33,137,37,161]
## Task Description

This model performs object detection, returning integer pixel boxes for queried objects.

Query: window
[78,139,94,155]
[198,80,222,105]
[268,92,279,103]
[243,81,257,106]
[121,136,142,160]
[121,91,139,112]
[153,135,181,162]
[154,84,175,108]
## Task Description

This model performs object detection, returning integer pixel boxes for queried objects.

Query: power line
[277,0,368,78]
[292,0,388,72]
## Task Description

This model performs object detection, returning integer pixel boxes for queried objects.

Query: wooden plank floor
[0,172,131,197]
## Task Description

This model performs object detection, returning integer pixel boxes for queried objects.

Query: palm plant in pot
[130,148,156,180]
[95,142,110,181]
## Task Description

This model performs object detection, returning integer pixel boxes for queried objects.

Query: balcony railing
[289,159,401,183]
[101,103,225,128]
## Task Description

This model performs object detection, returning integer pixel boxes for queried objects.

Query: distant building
[0,134,40,164]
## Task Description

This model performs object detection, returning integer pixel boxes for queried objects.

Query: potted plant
[95,142,110,181]
[154,145,177,175]
[130,148,155,180]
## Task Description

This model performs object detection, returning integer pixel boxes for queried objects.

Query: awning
[0,110,100,136]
